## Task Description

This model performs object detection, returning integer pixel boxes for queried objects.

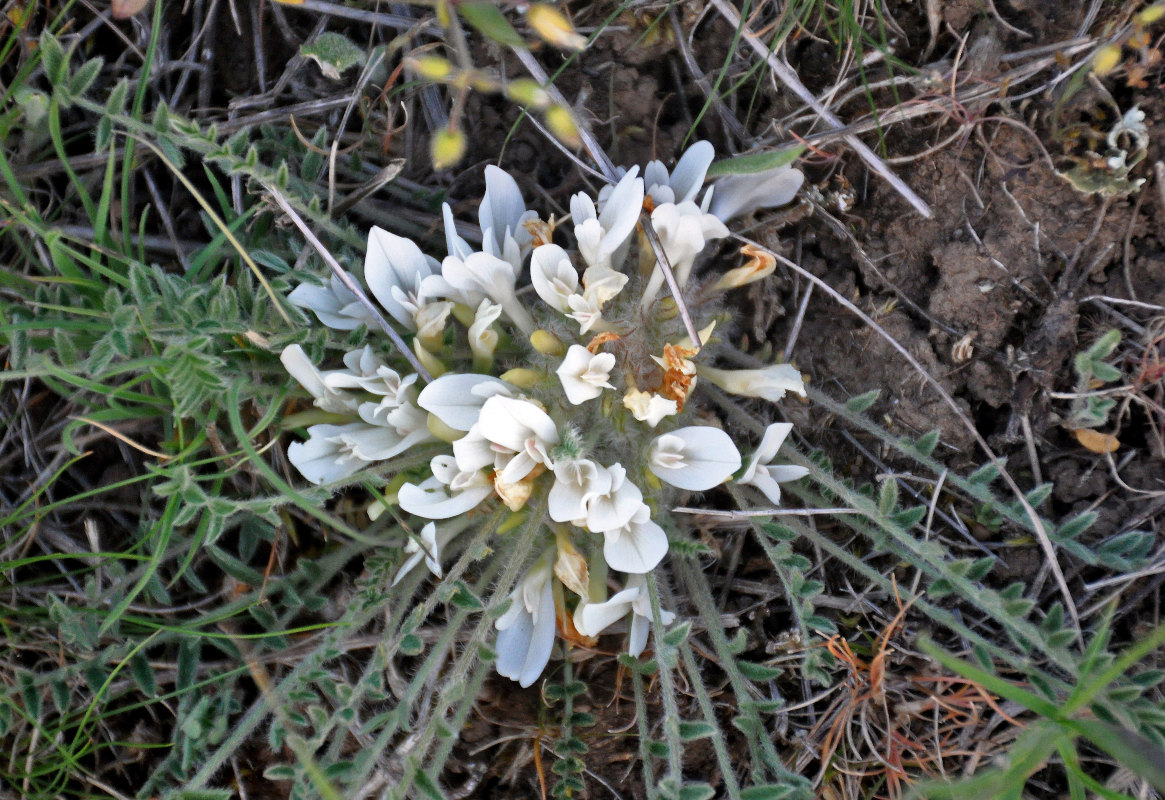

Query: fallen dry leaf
[1073,428,1121,454]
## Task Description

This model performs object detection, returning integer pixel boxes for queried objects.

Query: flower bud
[409,55,455,81]
[530,329,566,356]
[431,126,466,170]
[413,339,447,378]
[527,4,587,51]
[505,78,551,109]
[544,104,581,149]
[499,367,542,388]
[426,413,462,444]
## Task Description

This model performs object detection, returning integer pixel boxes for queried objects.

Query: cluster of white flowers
[282,143,809,687]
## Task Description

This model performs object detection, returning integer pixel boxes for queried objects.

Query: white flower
[286,423,370,484]
[737,422,809,505]
[571,167,643,270]
[287,271,375,330]
[697,363,805,402]
[548,458,611,522]
[495,557,556,687]
[623,389,678,427]
[417,373,513,431]
[358,397,432,448]
[392,521,442,586]
[398,454,494,519]
[577,574,675,656]
[468,299,502,369]
[648,427,741,491]
[584,463,642,533]
[602,503,668,574]
[476,396,560,484]
[287,420,428,485]
[530,243,578,313]
[322,346,417,402]
[280,345,360,415]
[580,264,628,306]
[707,163,804,222]
[364,226,440,330]
[643,140,715,206]
[565,292,605,335]
[553,262,627,334]
[556,345,616,405]
[440,251,535,334]
[639,201,729,307]
[479,165,537,269]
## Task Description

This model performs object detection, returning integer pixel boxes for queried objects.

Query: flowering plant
[281,144,807,687]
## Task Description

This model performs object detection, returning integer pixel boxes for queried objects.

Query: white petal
[392,522,442,586]
[623,390,678,427]
[577,588,638,637]
[644,159,670,195]
[287,426,364,485]
[520,576,557,687]
[530,243,578,312]
[565,292,604,335]
[556,345,615,405]
[480,165,531,256]
[397,480,493,519]
[287,279,369,330]
[569,192,597,226]
[669,140,714,203]
[603,508,668,573]
[430,454,461,485]
[340,423,417,461]
[755,422,794,462]
[280,345,329,401]
[498,449,539,485]
[443,203,473,260]
[742,471,784,506]
[495,603,533,680]
[391,548,427,587]
[709,166,804,222]
[648,426,741,491]
[585,467,643,533]
[697,364,806,402]
[574,218,604,269]
[597,167,643,256]
[548,459,610,522]
[418,373,511,430]
[469,300,502,358]
[478,396,558,453]
[580,265,628,306]
[766,464,810,483]
[364,227,434,329]
[627,611,650,657]
[452,425,498,473]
